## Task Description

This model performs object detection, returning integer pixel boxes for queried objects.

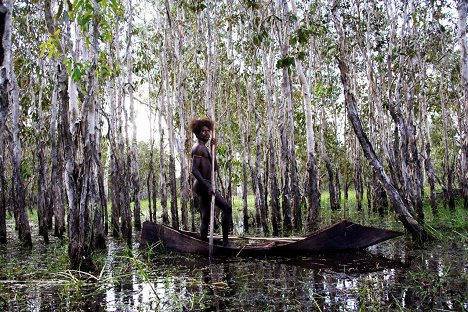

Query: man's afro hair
[189,118,213,134]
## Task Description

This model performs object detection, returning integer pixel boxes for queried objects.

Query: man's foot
[222,241,235,248]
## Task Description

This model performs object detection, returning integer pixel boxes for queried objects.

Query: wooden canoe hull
[140,220,403,257]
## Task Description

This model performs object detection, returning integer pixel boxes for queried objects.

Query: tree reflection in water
[0,235,466,311]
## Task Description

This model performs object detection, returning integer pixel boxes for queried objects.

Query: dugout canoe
[140,220,403,257]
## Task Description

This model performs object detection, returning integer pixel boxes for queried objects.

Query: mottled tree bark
[0,3,7,243]
[108,77,121,237]
[262,47,281,236]
[36,77,49,243]
[147,102,156,222]
[236,78,249,232]
[353,137,364,212]
[90,7,106,250]
[5,0,31,247]
[321,114,339,212]
[126,1,142,231]
[439,48,456,211]
[174,3,190,231]
[333,3,429,242]
[0,1,8,244]
[49,75,65,238]
[458,0,468,208]
[158,104,169,224]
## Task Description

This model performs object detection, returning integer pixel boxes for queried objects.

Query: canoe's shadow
[144,249,408,275]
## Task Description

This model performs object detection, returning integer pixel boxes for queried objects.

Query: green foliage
[276,55,295,69]
[290,26,313,46]
[244,0,260,10]
[39,30,61,60]
[252,30,269,47]
[186,0,207,12]
[21,160,32,180]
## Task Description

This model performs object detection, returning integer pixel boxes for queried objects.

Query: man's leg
[199,196,210,241]
[214,192,232,244]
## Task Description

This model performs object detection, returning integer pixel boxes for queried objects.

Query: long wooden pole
[209,122,216,257]
[206,0,216,258]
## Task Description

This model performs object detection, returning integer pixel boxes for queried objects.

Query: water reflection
[1,234,466,311]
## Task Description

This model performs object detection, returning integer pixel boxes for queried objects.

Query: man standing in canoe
[190,118,232,246]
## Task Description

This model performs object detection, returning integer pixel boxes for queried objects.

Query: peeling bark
[333,3,429,242]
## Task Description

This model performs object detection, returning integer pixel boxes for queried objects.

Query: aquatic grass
[453,229,467,241]
[401,259,466,311]
[310,296,324,312]
[54,269,100,284]
[422,222,445,241]
[119,253,160,301]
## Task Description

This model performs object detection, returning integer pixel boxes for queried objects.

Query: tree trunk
[236,78,249,232]
[126,1,141,231]
[277,3,297,233]
[49,72,65,238]
[353,136,364,212]
[282,1,309,231]
[90,9,106,250]
[458,0,468,208]
[166,94,178,230]
[406,67,424,221]
[333,4,429,242]
[121,90,132,245]
[0,2,7,242]
[242,10,268,232]
[320,108,339,211]
[172,2,190,231]
[5,0,31,247]
[416,54,438,216]
[93,128,107,250]
[439,42,456,210]
[36,76,49,243]
[108,76,121,237]
[338,57,428,240]
[288,1,320,231]
[147,101,155,222]
[262,47,281,236]
[253,96,268,235]
[158,104,169,224]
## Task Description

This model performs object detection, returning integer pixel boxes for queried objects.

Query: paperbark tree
[158,101,169,224]
[333,2,429,242]
[419,59,438,215]
[262,45,281,236]
[44,0,91,269]
[0,0,8,244]
[458,0,468,208]
[277,0,294,233]
[242,5,268,233]
[235,77,250,232]
[90,2,106,250]
[36,73,48,243]
[5,0,31,247]
[126,0,142,231]
[289,0,321,232]
[108,59,121,237]
[439,44,456,211]
[320,108,339,212]
[166,0,190,230]
[49,70,66,238]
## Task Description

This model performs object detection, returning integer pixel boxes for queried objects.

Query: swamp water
[0,229,466,311]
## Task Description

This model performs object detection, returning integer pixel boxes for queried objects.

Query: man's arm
[191,146,213,193]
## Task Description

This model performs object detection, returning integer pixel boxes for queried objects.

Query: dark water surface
[0,228,466,311]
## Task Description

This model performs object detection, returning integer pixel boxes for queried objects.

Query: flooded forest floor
[0,205,467,311]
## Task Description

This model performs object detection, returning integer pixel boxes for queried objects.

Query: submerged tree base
[0,226,466,312]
